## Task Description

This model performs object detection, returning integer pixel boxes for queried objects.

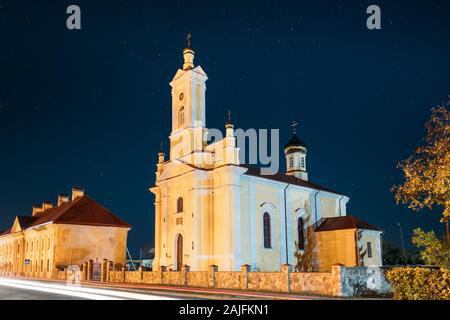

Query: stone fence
[0,260,391,297]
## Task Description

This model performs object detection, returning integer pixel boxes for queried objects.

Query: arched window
[289,157,294,168]
[263,212,271,248]
[179,106,185,127]
[177,197,183,213]
[301,157,305,168]
[297,217,305,250]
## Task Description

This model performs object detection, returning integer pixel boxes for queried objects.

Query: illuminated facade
[0,188,130,276]
[150,43,383,272]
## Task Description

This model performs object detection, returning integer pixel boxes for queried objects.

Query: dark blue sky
[1,0,449,256]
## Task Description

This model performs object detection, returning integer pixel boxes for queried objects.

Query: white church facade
[150,41,383,272]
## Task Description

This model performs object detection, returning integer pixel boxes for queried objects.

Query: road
[0,277,340,300]
[0,278,186,300]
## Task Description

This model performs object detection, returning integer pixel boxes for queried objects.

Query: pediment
[157,161,196,182]
[171,69,186,82]
[11,217,22,233]
[171,66,208,84]
[192,66,207,78]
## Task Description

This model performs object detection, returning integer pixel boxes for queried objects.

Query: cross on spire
[159,141,164,152]
[227,110,232,122]
[187,33,191,49]
[291,120,299,134]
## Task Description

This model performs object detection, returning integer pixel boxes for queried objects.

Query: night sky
[1,0,449,257]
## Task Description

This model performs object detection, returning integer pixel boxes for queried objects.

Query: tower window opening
[179,106,185,127]
[177,197,184,213]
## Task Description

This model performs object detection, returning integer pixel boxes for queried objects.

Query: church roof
[315,216,382,232]
[284,134,307,149]
[242,165,342,195]
[0,196,131,236]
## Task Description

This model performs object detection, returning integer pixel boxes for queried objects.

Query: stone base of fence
[0,262,392,297]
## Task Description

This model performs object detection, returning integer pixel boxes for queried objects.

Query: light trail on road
[0,278,179,300]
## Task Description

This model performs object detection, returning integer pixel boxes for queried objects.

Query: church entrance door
[176,234,183,271]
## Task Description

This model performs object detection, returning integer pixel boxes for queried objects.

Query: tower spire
[183,33,195,70]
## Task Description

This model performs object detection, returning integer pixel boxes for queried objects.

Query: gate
[91,260,102,281]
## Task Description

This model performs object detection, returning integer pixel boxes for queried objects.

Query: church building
[150,40,382,272]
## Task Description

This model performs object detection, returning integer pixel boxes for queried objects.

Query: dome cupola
[284,121,308,181]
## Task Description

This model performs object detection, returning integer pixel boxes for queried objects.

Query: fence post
[208,265,218,288]
[100,259,108,282]
[241,264,250,290]
[87,259,93,281]
[281,264,292,293]
[82,262,88,281]
[331,264,344,297]
[139,266,144,283]
[106,261,113,282]
[121,266,126,283]
[182,265,190,286]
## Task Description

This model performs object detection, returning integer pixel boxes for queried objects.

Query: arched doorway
[176,234,183,271]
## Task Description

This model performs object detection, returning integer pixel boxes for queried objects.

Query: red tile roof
[315,215,382,232]
[1,196,130,236]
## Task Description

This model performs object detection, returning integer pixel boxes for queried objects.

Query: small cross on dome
[291,120,299,134]
[187,33,191,49]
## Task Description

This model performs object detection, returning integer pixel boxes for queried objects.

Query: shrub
[386,267,450,300]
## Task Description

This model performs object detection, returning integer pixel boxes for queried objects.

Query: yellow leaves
[412,228,450,267]
[392,104,450,223]
[386,267,450,300]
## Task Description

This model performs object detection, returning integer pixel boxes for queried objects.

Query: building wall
[316,229,358,271]
[52,224,129,269]
[0,224,56,275]
[357,230,383,267]
[152,159,354,272]
[0,224,129,274]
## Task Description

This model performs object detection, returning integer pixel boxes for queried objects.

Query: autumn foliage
[386,267,450,300]
[392,102,450,240]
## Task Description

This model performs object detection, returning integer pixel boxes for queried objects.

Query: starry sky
[0,0,449,257]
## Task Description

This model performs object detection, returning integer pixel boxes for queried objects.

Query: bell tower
[284,121,308,181]
[169,34,208,161]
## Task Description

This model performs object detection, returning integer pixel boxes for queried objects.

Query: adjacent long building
[0,188,131,277]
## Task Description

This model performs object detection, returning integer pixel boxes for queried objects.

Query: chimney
[42,201,53,212]
[72,187,85,201]
[32,205,43,216]
[58,194,69,206]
